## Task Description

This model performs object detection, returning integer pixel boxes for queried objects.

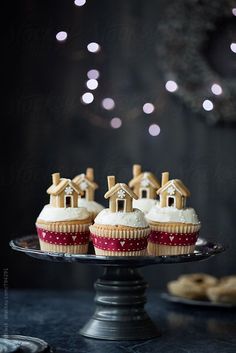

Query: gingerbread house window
[65,195,73,208]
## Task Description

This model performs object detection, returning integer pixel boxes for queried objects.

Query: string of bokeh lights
[55,2,236,135]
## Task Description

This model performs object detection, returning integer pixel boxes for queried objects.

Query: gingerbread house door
[167,196,175,207]
[116,199,125,212]
[140,188,149,198]
[65,195,73,207]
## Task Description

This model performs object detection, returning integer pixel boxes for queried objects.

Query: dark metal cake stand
[10,235,224,341]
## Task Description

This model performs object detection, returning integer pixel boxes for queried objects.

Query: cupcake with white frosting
[90,176,150,256]
[36,173,92,254]
[73,168,104,220]
[146,172,201,256]
[129,164,160,214]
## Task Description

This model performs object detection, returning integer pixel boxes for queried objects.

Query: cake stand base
[10,235,225,341]
[80,266,159,340]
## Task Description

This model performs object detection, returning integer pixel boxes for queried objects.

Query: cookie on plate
[167,273,218,300]
[206,275,236,304]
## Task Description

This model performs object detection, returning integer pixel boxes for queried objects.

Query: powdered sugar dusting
[146,204,200,224]
[94,208,148,228]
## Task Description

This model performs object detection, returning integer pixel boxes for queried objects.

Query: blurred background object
[158,0,236,125]
[2,0,236,289]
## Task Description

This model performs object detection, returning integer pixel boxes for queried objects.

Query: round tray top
[9,235,225,267]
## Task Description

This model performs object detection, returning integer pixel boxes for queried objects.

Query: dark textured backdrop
[2,0,236,289]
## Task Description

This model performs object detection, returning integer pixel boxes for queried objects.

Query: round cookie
[167,273,218,300]
[206,276,236,304]
[219,276,236,286]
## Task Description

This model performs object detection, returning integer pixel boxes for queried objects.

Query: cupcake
[73,168,104,220]
[36,173,92,254]
[90,176,150,256]
[129,164,160,214]
[146,172,201,256]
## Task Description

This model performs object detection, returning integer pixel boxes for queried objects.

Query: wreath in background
[158,0,236,125]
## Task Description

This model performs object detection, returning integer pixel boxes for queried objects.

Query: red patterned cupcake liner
[148,230,199,246]
[37,227,90,246]
[91,233,148,252]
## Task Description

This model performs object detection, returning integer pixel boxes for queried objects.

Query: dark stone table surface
[1,290,236,353]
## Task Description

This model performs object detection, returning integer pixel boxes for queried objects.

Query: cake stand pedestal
[10,235,224,341]
[81,266,157,340]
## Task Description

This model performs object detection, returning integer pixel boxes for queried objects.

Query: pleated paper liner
[147,221,201,234]
[36,218,91,233]
[39,239,88,254]
[89,224,150,238]
[147,221,201,256]
[147,242,195,256]
[94,248,148,256]
[90,224,150,256]
[36,219,91,254]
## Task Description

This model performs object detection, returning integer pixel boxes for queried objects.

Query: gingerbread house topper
[129,164,160,199]
[73,168,98,202]
[47,172,83,208]
[104,176,138,213]
[157,172,190,210]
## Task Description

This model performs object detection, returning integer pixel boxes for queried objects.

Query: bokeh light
[211,83,223,96]
[87,42,100,53]
[230,43,236,53]
[143,103,155,114]
[74,0,86,6]
[165,80,178,92]
[110,117,122,129]
[56,31,67,42]
[87,69,100,80]
[202,99,214,111]
[81,92,94,104]
[232,8,236,16]
[102,98,115,110]
[86,79,98,90]
[148,124,161,136]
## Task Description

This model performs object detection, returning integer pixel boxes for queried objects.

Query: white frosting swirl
[78,199,104,215]
[94,208,148,228]
[146,204,200,224]
[37,204,90,222]
[133,199,159,214]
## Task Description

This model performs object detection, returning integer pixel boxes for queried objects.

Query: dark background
[2,0,236,289]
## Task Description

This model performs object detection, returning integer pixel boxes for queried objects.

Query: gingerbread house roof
[104,183,138,200]
[47,178,83,196]
[129,172,160,189]
[157,179,190,197]
[73,174,98,190]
